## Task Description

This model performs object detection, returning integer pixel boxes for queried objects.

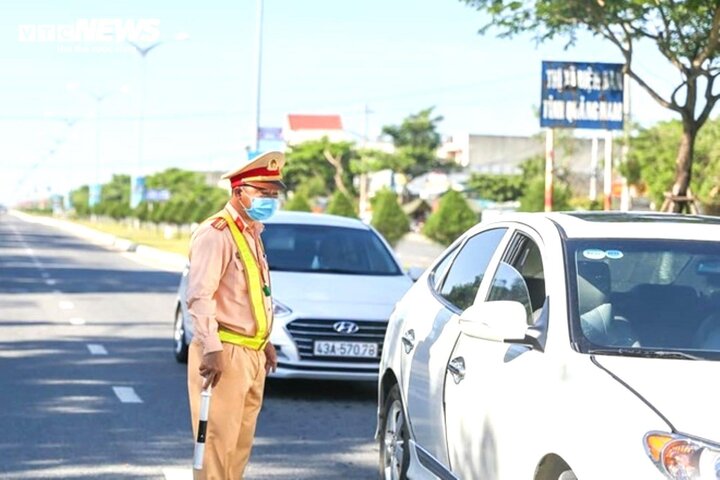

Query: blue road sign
[540,61,624,130]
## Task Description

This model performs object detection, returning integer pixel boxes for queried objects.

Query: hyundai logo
[333,321,360,334]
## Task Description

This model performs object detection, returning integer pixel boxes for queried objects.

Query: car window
[487,262,533,323]
[430,245,460,292]
[262,224,402,275]
[486,235,545,324]
[514,237,546,315]
[439,228,507,311]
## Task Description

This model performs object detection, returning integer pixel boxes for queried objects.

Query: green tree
[350,148,412,176]
[284,138,356,196]
[694,118,720,209]
[620,120,680,207]
[423,190,478,246]
[95,174,131,219]
[69,185,90,217]
[467,174,524,202]
[283,192,312,212]
[138,168,227,224]
[371,189,410,246]
[517,156,572,212]
[295,176,328,199]
[382,108,445,177]
[326,190,357,218]
[461,0,720,211]
[621,117,720,210]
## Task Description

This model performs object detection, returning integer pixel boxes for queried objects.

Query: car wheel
[173,307,189,363]
[379,384,409,480]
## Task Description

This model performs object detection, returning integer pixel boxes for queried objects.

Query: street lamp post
[67,84,129,189]
[127,33,189,208]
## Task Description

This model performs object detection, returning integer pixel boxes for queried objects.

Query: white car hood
[269,271,412,320]
[595,356,720,442]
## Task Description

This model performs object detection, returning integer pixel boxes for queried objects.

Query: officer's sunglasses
[243,184,280,199]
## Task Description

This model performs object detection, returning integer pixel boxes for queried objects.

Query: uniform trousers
[188,340,266,480]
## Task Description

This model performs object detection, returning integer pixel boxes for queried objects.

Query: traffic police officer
[187,151,285,479]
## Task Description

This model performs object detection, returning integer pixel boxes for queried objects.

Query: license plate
[313,341,378,358]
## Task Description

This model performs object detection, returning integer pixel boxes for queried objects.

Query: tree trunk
[323,149,350,198]
[668,123,697,213]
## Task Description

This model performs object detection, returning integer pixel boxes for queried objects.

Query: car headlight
[273,300,292,317]
[644,431,720,479]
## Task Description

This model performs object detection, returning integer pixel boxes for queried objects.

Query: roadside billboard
[130,175,145,209]
[540,61,624,130]
[89,184,102,207]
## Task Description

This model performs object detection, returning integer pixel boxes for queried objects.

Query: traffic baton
[193,385,213,470]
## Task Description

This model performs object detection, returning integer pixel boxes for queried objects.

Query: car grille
[285,318,387,363]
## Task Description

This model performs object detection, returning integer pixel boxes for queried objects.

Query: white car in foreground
[174,211,415,380]
[378,212,720,480]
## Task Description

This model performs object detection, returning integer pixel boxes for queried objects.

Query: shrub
[371,189,410,246]
[326,191,357,218]
[518,178,572,212]
[423,190,477,245]
[283,192,312,212]
[569,196,603,211]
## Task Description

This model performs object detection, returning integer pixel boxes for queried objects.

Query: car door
[401,226,509,471]
[444,230,550,480]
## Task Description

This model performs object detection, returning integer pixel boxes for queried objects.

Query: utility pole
[252,0,264,153]
[620,72,632,211]
[360,103,374,222]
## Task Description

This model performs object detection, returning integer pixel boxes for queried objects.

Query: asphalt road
[0,213,378,480]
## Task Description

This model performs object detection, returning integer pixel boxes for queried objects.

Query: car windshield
[262,223,402,276]
[567,238,720,360]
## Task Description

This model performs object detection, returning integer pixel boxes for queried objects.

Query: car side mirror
[459,301,528,342]
[406,267,425,282]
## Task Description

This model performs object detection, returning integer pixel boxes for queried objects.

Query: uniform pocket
[230,255,249,292]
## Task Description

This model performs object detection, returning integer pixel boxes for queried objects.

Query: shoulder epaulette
[211,217,228,230]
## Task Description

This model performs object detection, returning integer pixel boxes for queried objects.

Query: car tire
[379,384,410,480]
[173,307,189,363]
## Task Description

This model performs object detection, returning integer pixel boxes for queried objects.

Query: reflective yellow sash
[214,210,269,351]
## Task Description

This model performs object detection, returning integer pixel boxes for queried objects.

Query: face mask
[245,197,279,221]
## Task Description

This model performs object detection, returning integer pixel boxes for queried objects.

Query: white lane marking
[59,301,74,310]
[24,247,34,256]
[45,279,57,286]
[162,468,193,480]
[87,344,107,355]
[69,317,86,325]
[112,386,143,404]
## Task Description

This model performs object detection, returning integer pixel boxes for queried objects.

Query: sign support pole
[544,128,554,212]
[603,130,613,211]
[590,135,599,201]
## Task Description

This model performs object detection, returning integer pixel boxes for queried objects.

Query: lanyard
[251,232,271,297]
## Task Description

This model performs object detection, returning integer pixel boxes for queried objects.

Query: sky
[0,0,687,206]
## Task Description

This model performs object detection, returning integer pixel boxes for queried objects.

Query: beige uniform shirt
[187,203,273,355]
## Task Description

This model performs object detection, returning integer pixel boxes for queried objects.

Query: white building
[440,132,619,198]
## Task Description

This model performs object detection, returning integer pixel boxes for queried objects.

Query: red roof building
[284,114,350,145]
[287,114,343,131]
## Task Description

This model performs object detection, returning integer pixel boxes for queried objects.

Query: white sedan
[378,212,720,480]
[174,211,415,381]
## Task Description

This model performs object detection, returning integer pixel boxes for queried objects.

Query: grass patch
[74,220,191,256]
